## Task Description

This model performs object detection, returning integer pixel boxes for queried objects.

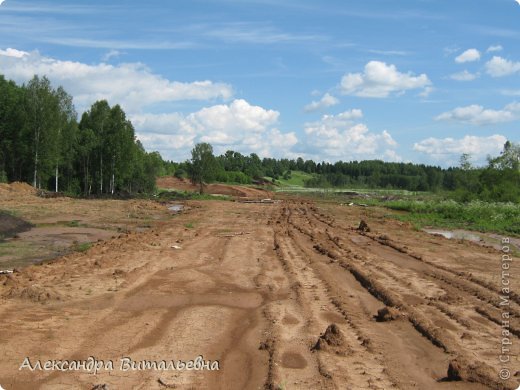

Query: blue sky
[0,0,519,166]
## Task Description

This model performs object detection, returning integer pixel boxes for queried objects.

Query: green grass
[265,170,316,188]
[366,198,520,236]
[66,220,81,227]
[73,242,93,252]
[184,222,194,229]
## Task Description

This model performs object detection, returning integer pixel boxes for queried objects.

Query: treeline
[182,142,520,202]
[0,75,170,195]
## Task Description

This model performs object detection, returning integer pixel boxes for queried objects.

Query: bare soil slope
[0,197,518,389]
[156,176,272,198]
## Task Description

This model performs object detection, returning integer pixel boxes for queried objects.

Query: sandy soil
[0,185,172,270]
[0,194,518,389]
[157,177,272,198]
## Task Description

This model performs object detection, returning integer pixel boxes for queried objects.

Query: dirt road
[0,199,518,389]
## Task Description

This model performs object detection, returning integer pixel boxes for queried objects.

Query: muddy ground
[0,189,518,389]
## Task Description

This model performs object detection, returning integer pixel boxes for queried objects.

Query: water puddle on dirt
[168,204,184,212]
[423,228,520,252]
[422,229,482,243]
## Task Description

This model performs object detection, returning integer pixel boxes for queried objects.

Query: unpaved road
[0,198,518,389]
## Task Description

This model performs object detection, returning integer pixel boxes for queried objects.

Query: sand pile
[313,324,345,351]
[0,182,37,195]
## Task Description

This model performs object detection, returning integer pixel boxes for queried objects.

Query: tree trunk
[100,155,103,193]
[33,128,39,188]
[55,163,59,192]
[111,155,115,195]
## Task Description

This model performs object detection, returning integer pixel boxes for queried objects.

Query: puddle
[423,228,520,252]
[423,229,482,243]
[168,204,184,212]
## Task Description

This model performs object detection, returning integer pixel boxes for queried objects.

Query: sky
[0,0,519,167]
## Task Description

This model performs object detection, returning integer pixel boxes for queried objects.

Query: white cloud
[101,49,122,62]
[302,110,400,161]
[435,102,520,126]
[413,135,507,165]
[485,56,520,77]
[304,93,339,112]
[487,45,503,53]
[449,70,479,81]
[455,48,481,63]
[419,86,434,98]
[201,22,327,45]
[339,61,431,98]
[133,99,297,160]
[0,48,233,113]
[0,48,27,58]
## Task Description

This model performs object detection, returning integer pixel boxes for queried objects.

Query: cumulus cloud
[304,93,339,112]
[413,135,507,165]
[455,49,481,63]
[339,61,431,98]
[302,110,400,161]
[132,99,297,160]
[435,102,520,126]
[0,48,26,57]
[449,70,479,81]
[485,56,520,77]
[487,45,503,53]
[0,48,233,113]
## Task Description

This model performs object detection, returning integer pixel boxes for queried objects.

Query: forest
[1,74,519,203]
[0,75,166,195]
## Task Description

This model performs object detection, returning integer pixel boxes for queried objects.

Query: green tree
[188,142,217,194]
[459,153,472,171]
[488,141,520,171]
[24,76,60,188]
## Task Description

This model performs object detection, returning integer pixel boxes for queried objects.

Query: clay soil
[0,191,518,389]
[157,177,272,198]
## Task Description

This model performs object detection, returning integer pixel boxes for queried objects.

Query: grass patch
[266,170,315,188]
[368,198,520,236]
[73,242,92,252]
[184,222,194,229]
[66,220,81,227]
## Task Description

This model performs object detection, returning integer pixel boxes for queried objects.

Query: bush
[174,168,186,179]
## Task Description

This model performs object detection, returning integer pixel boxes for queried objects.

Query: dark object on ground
[357,220,370,232]
[92,385,109,390]
[375,306,400,322]
[0,211,32,240]
[447,359,462,381]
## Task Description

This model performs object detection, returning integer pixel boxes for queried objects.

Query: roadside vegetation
[364,197,520,236]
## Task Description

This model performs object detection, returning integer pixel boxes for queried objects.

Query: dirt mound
[4,284,62,302]
[0,212,33,239]
[313,324,345,351]
[9,182,37,194]
[157,176,272,198]
[357,220,370,232]
[207,183,246,197]
[447,359,462,381]
[375,306,400,322]
[156,176,198,192]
